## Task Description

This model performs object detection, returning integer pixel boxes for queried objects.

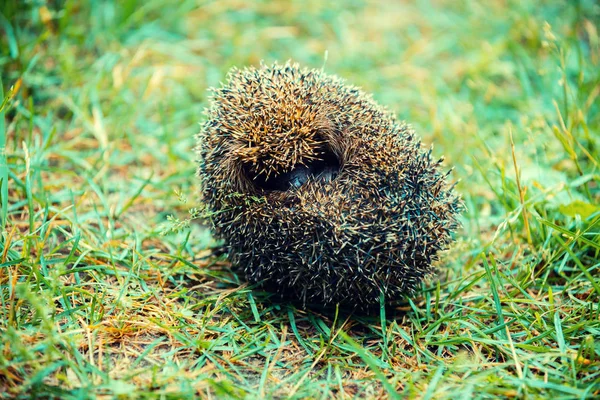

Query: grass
[1,0,599,398]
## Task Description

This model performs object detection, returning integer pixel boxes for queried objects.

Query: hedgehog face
[197,62,462,309]
[250,151,340,191]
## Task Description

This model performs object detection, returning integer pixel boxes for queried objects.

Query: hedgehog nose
[281,165,311,189]
[289,172,307,189]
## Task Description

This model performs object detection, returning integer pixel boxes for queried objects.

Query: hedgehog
[196,62,462,310]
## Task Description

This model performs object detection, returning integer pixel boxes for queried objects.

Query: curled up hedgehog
[196,62,462,310]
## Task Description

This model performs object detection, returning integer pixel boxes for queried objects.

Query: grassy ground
[1,0,599,398]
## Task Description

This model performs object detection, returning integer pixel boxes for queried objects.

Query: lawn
[1,0,599,398]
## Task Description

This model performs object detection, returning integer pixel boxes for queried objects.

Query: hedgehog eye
[245,147,341,192]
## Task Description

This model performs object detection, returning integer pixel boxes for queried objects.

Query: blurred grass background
[1,0,599,398]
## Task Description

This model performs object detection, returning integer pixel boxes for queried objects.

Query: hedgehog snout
[246,147,340,191]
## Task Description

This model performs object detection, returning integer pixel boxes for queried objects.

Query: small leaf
[558,200,600,220]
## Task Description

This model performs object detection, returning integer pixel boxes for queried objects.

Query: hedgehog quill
[196,62,462,310]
